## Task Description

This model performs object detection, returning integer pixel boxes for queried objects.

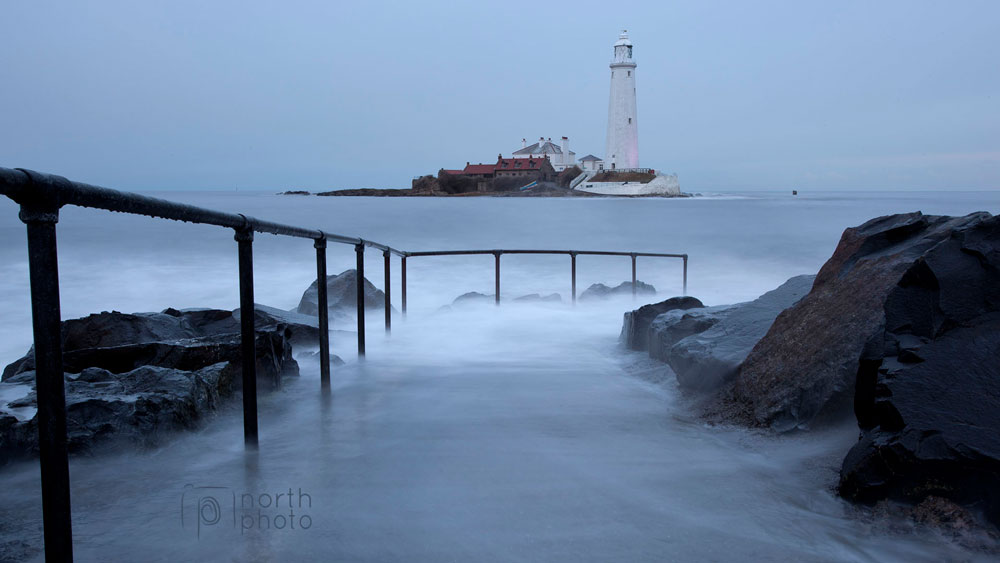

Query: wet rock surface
[670,275,813,392]
[579,281,655,301]
[621,296,704,351]
[729,212,996,431]
[296,269,390,318]
[632,276,812,391]
[647,305,734,363]
[0,307,299,461]
[452,292,495,306]
[829,213,1000,524]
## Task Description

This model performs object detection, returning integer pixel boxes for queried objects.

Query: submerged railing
[0,167,687,562]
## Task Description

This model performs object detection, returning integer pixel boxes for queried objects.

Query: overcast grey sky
[2,1,997,191]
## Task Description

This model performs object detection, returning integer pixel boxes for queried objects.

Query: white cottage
[511,137,577,171]
[577,154,604,172]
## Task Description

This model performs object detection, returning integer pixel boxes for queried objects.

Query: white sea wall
[576,172,681,196]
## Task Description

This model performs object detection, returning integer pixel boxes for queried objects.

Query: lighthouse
[605,30,639,170]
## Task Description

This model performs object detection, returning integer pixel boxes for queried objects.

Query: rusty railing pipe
[494,251,501,305]
[571,253,577,305]
[235,226,259,448]
[315,236,331,390]
[401,256,407,317]
[383,250,391,334]
[21,197,74,563]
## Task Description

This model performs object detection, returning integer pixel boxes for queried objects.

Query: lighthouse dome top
[611,30,635,65]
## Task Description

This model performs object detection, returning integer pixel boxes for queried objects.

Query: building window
[627,71,631,77]
[628,118,632,124]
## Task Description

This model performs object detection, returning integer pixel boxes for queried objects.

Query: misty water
[2,190,999,561]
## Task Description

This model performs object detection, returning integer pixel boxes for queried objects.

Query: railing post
[494,251,501,305]
[631,253,637,298]
[683,255,688,296]
[570,253,577,305]
[355,243,366,357]
[235,225,258,448]
[20,198,74,563]
[314,236,330,391]
[383,250,391,334]
[401,255,407,317]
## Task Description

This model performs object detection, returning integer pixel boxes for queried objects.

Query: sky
[1,0,998,191]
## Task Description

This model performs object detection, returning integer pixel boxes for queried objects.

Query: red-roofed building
[439,154,555,191]
[493,155,555,181]
[439,161,497,192]
[462,163,497,177]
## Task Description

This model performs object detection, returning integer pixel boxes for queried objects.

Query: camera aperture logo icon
[181,484,314,538]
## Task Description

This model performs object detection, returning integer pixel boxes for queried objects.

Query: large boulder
[648,305,735,363]
[1,362,239,459]
[0,307,299,461]
[3,308,297,390]
[832,214,1000,523]
[579,281,655,301]
[643,276,813,391]
[247,304,319,348]
[621,296,704,351]
[296,269,389,317]
[449,293,561,307]
[730,212,994,432]
[839,313,1000,524]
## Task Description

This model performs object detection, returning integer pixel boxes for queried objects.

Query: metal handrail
[0,168,407,255]
[404,249,688,306]
[0,166,688,562]
[407,249,685,258]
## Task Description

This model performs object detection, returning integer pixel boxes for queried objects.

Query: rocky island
[283,162,688,197]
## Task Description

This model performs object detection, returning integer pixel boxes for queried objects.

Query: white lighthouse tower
[605,30,639,170]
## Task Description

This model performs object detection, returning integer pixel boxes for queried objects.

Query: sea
[0,189,998,561]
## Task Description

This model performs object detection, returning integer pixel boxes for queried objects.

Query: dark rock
[317,188,425,197]
[840,314,1000,524]
[296,269,390,318]
[687,211,1000,524]
[0,308,298,461]
[514,293,562,303]
[909,496,990,543]
[246,304,320,348]
[621,296,704,351]
[647,305,734,363]
[244,305,345,364]
[579,281,655,301]
[2,362,238,460]
[295,350,346,366]
[669,275,814,392]
[452,292,495,306]
[731,212,994,431]
[3,308,295,386]
[411,174,442,193]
